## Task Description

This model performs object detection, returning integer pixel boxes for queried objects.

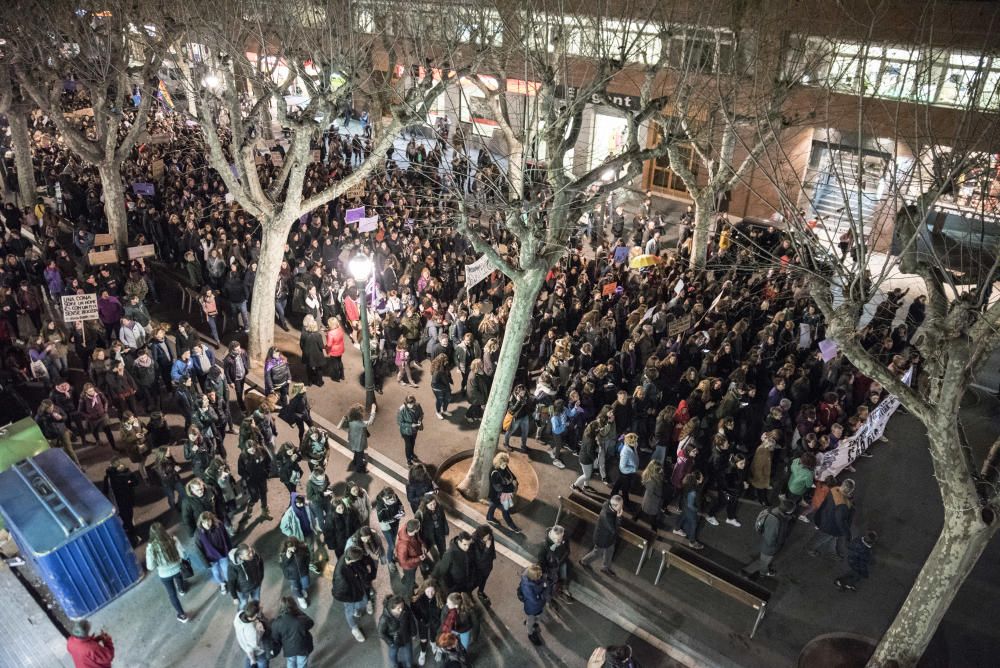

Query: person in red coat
[67,621,115,668]
[325,317,346,381]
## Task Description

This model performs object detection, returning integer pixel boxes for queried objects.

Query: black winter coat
[227,550,265,595]
[331,556,375,603]
[279,545,311,583]
[434,541,478,593]
[593,501,620,548]
[378,606,417,646]
[270,611,314,657]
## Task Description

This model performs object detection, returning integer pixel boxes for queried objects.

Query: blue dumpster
[0,449,141,619]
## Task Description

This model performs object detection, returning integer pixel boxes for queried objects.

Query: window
[794,36,999,110]
[645,124,699,195]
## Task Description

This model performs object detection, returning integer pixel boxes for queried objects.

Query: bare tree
[714,4,1000,662]
[168,0,473,362]
[407,1,684,500]
[0,66,38,207]
[2,0,163,253]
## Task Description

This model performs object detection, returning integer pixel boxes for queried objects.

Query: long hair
[430,353,449,375]
[641,460,663,486]
[148,522,180,564]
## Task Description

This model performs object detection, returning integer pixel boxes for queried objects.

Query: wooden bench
[655,544,771,639]
[554,494,650,575]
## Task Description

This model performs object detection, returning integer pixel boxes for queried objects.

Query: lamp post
[348,253,376,411]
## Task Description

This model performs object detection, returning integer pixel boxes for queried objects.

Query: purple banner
[131,183,155,196]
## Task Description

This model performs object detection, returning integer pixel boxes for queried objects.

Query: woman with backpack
[439,592,476,651]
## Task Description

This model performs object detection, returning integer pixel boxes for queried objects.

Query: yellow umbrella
[629,254,661,269]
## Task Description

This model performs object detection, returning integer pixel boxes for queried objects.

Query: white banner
[464,254,495,289]
[61,293,99,322]
[814,366,914,479]
[358,215,379,233]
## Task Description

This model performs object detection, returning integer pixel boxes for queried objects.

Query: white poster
[61,293,99,322]
[464,254,495,289]
[814,366,914,479]
[358,216,379,233]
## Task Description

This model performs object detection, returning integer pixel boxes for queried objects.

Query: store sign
[561,85,643,111]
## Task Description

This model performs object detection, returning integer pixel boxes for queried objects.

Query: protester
[144,523,190,623]
[269,596,315,668]
[66,621,115,668]
[579,495,623,576]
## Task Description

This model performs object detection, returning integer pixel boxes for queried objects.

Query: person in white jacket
[233,600,269,668]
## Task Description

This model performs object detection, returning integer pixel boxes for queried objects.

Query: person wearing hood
[433,532,478,595]
[103,458,140,544]
[227,543,265,610]
[233,600,270,668]
[280,492,322,575]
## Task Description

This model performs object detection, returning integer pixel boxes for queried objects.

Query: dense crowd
[0,92,925,668]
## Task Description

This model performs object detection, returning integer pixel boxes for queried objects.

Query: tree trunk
[689,193,715,269]
[248,220,287,363]
[868,506,994,667]
[96,161,128,255]
[8,111,36,207]
[458,267,545,501]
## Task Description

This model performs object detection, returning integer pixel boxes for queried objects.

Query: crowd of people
[0,88,928,668]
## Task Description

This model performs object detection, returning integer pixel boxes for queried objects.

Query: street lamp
[348,252,376,411]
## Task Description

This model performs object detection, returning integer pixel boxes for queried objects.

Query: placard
[61,293,99,322]
[150,133,171,145]
[270,151,284,166]
[127,244,156,260]
[601,282,618,297]
[358,216,379,233]
[344,181,365,200]
[345,206,366,224]
[311,149,321,162]
[668,314,692,337]
[132,182,155,196]
[151,159,165,180]
[93,233,115,246]
[88,249,119,265]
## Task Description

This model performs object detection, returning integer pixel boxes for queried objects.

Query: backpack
[754,509,771,534]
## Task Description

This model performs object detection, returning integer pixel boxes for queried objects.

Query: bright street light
[349,253,373,281]
[202,73,220,89]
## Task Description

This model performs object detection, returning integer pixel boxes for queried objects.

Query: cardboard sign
[668,314,692,337]
[93,233,115,246]
[345,206,366,224]
[61,293,99,322]
[358,216,379,233]
[270,151,284,166]
[127,244,156,260]
[601,282,618,297]
[150,133,171,145]
[311,149,321,162]
[344,181,365,200]
[151,159,165,180]
[88,249,119,265]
